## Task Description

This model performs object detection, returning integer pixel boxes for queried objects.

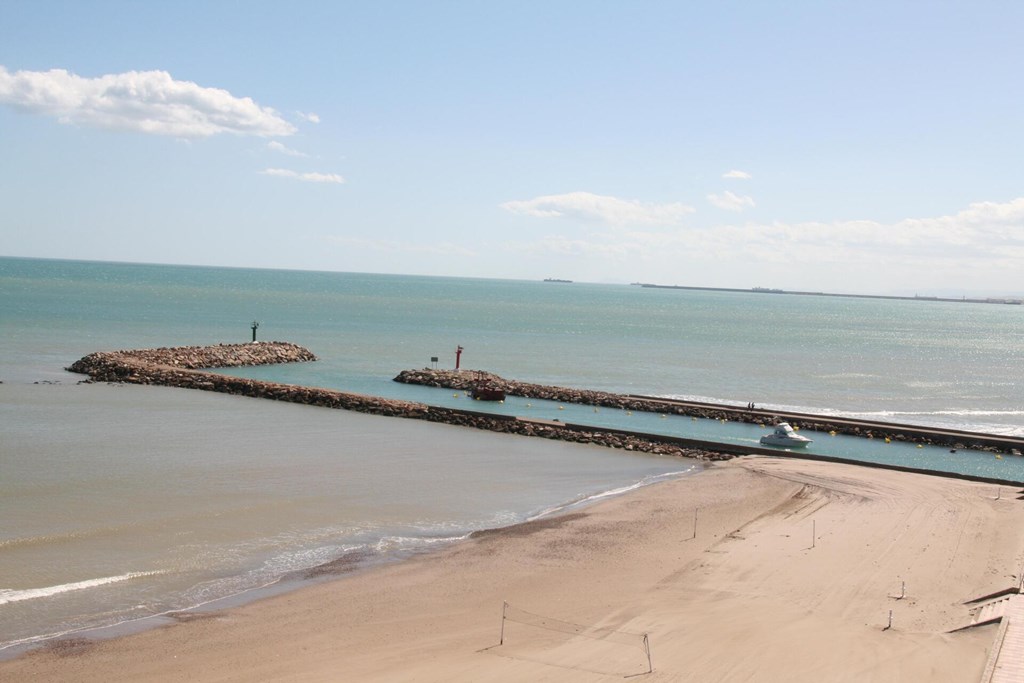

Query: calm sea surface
[2,256,1022,653]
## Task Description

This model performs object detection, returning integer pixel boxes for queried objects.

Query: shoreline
[0,427,700,664]
[3,456,1020,681]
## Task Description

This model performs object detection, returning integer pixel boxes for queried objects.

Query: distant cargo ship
[543,278,573,283]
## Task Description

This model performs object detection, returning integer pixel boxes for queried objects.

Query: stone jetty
[68,342,429,418]
[394,368,1022,455]
[67,345,1020,462]
[66,343,730,461]
[70,342,318,375]
[395,368,678,413]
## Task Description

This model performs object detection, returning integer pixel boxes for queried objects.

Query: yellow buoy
[626,411,632,416]
[884,437,891,444]
[660,414,667,419]
[916,444,924,449]
[453,393,459,398]
[829,431,836,436]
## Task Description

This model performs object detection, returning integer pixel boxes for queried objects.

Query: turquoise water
[4,256,1022,438]
[300,387,1024,482]
[2,256,1023,652]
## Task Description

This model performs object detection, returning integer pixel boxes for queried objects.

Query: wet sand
[4,456,1022,682]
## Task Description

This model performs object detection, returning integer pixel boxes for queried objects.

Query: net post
[643,633,652,673]
[500,601,507,645]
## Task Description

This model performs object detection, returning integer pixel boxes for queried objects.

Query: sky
[1,1,1022,296]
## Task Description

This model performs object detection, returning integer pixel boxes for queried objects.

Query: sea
[2,256,1023,654]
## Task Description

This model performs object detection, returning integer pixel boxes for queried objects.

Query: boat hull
[759,436,812,449]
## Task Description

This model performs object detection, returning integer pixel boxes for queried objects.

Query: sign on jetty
[66,343,731,461]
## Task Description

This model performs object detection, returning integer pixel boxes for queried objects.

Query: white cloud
[723,170,752,179]
[267,141,308,157]
[297,111,320,124]
[832,198,1024,252]
[708,191,756,212]
[261,168,345,184]
[498,197,1024,289]
[500,191,694,227]
[0,65,295,138]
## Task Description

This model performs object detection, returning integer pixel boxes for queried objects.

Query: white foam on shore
[528,468,698,521]
[0,571,163,606]
[373,534,472,554]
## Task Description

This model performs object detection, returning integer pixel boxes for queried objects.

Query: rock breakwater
[64,347,1022,460]
[71,342,317,375]
[67,342,428,418]
[396,368,682,413]
[394,368,1022,455]
[66,343,730,461]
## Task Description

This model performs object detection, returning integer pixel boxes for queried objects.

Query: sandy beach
[4,455,1022,682]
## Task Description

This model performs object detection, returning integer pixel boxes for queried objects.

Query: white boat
[759,422,812,448]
